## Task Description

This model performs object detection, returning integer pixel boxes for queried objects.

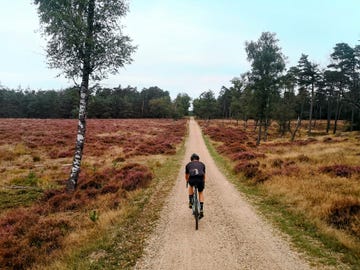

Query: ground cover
[0,118,186,269]
[199,119,360,268]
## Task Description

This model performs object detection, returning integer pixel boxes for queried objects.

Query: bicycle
[187,182,201,230]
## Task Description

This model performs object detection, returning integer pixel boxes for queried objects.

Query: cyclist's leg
[188,179,194,208]
[197,178,205,217]
[199,191,204,202]
[188,184,194,196]
[197,178,205,202]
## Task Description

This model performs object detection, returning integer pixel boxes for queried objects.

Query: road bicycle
[187,182,201,230]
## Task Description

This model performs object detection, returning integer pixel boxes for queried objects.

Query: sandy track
[134,118,310,270]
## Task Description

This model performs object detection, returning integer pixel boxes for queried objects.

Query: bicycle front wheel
[195,209,199,230]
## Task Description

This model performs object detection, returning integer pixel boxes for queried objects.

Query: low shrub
[234,161,260,178]
[231,151,257,161]
[272,158,284,168]
[101,183,120,194]
[297,154,310,162]
[319,165,360,178]
[116,163,153,191]
[326,198,360,237]
[0,213,71,269]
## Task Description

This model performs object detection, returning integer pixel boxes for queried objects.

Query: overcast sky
[0,0,359,99]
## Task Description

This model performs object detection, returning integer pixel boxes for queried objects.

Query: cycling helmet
[190,153,200,161]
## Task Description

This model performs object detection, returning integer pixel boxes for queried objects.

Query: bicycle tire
[194,186,199,230]
[195,212,199,230]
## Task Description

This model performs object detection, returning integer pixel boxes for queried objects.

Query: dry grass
[199,119,360,267]
[261,137,360,246]
[0,118,187,269]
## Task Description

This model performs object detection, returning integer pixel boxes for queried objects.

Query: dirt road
[135,118,310,270]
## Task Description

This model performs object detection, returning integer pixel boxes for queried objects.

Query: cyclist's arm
[185,173,190,182]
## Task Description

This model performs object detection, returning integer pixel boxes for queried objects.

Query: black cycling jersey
[185,161,205,178]
[186,161,206,192]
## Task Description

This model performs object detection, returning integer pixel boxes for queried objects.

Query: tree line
[0,85,191,119]
[193,32,360,143]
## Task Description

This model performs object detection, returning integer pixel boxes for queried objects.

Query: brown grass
[0,119,187,269]
[199,119,360,259]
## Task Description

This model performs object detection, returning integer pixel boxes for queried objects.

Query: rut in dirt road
[135,118,310,270]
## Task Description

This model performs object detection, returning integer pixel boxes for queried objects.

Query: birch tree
[34,0,136,190]
[245,32,286,145]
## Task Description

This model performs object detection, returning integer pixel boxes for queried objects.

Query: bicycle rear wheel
[195,212,199,230]
[194,187,199,230]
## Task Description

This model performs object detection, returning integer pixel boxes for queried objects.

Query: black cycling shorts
[188,177,205,192]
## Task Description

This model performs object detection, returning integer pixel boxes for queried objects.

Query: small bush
[319,165,360,178]
[297,154,310,162]
[101,183,120,194]
[326,198,360,237]
[123,169,153,191]
[272,159,284,168]
[32,155,41,162]
[27,217,72,252]
[231,151,256,161]
[252,171,270,184]
[234,161,260,178]
[114,163,153,191]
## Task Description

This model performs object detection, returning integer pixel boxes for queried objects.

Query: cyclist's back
[185,153,205,218]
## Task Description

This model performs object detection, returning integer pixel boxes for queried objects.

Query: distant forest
[192,36,360,133]
[1,34,359,132]
[0,85,191,119]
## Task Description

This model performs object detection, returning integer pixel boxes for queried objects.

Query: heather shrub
[231,151,256,161]
[326,198,360,237]
[319,165,360,178]
[46,192,73,212]
[218,143,247,156]
[297,154,310,162]
[134,138,176,156]
[79,179,103,190]
[231,151,265,161]
[101,183,121,194]
[27,217,71,252]
[252,171,270,184]
[0,214,71,269]
[272,158,284,168]
[0,209,41,269]
[234,161,260,178]
[117,163,153,191]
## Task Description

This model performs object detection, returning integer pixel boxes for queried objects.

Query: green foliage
[34,0,136,81]
[189,35,360,134]
[0,86,190,119]
[0,189,43,210]
[89,210,99,222]
[173,93,191,118]
[245,32,286,120]
[193,90,219,119]
[12,172,41,187]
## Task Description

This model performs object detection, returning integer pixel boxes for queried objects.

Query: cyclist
[185,153,205,218]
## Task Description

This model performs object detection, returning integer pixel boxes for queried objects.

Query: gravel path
[134,118,311,270]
